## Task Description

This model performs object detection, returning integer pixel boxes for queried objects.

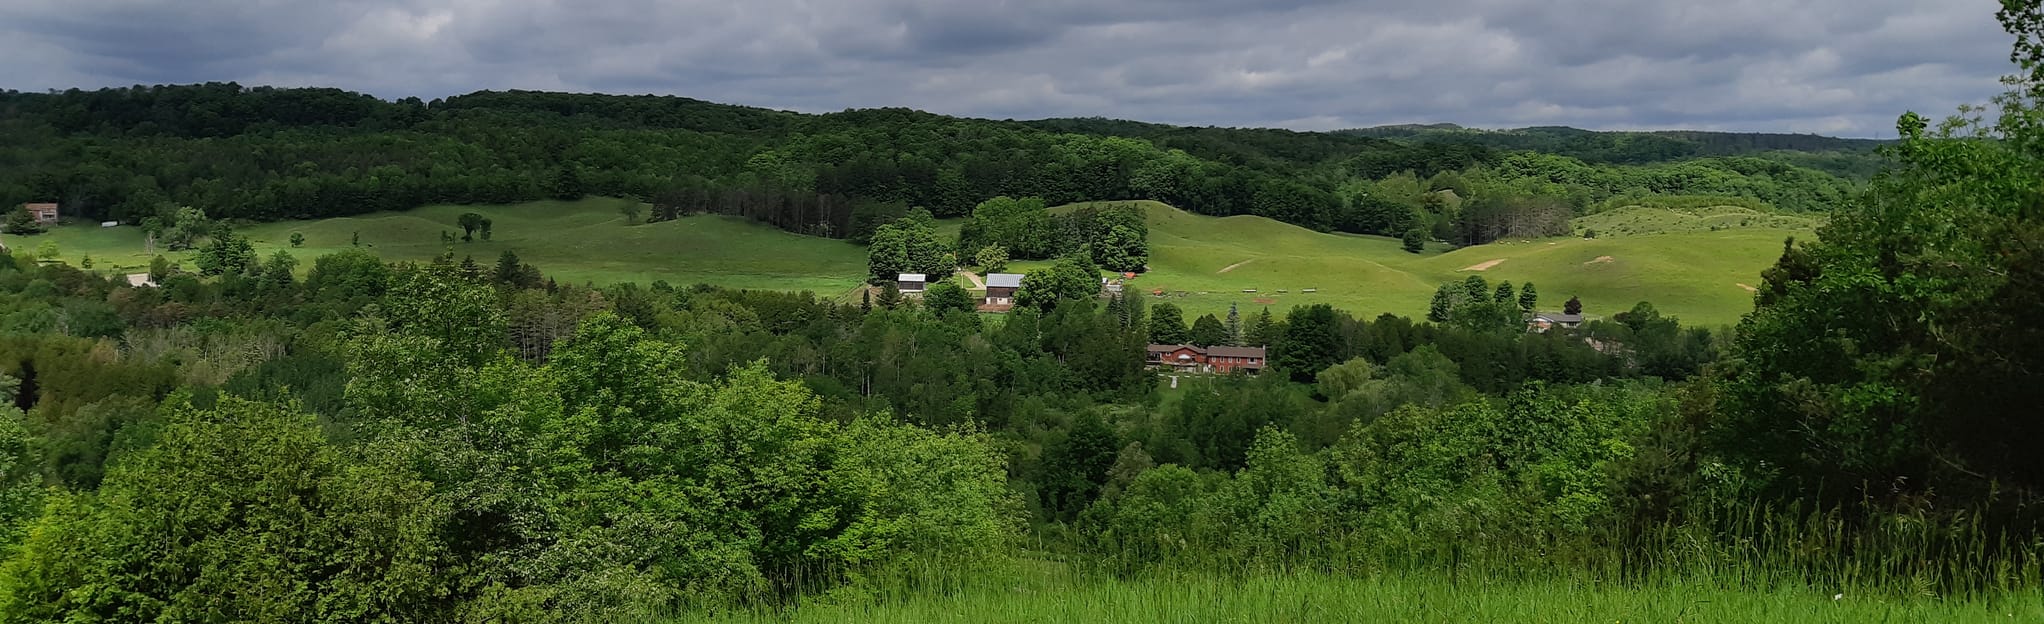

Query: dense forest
[0,2,2037,620]
[1,78,1859,249]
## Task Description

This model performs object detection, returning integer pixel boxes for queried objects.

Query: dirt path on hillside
[1459,259,1506,271]
[957,269,986,290]
[1584,255,1615,265]
[1737,283,1758,292]
[1217,259,1255,274]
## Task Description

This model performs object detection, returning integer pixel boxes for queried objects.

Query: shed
[21,203,57,225]
[896,273,927,293]
[983,273,1024,306]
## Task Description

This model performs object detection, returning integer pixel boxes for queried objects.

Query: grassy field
[1573,204,1827,237]
[680,571,2043,624]
[32,198,870,295]
[1057,201,1811,327]
[25,197,1811,325]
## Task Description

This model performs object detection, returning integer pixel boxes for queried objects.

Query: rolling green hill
[1049,201,1812,326]
[34,197,870,296]
[30,196,1809,326]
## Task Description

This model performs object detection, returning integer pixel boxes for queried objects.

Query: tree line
[2,84,1855,249]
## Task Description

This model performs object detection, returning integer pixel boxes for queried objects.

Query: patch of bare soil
[1459,259,1506,271]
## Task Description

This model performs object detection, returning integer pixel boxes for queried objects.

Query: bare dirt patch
[1583,256,1615,265]
[1253,297,1277,305]
[1737,283,1758,293]
[1217,259,1256,274]
[1459,259,1506,271]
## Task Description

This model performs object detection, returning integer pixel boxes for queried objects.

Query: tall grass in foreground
[677,503,2044,622]
[676,567,2044,624]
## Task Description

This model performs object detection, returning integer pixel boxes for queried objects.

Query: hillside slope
[1060,201,1808,326]
[39,198,870,295]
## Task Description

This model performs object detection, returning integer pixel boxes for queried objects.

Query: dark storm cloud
[0,0,2013,136]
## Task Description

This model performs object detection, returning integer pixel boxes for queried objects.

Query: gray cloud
[0,0,2013,137]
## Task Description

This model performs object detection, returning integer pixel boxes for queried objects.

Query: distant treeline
[1343,124,1890,176]
[0,84,1860,244]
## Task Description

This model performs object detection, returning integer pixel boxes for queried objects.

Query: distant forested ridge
[1,85,1859,245]
[1342,124,1890,179]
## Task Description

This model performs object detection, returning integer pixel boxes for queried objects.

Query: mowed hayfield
[32,198,870,296]
[1040,201,1813,327]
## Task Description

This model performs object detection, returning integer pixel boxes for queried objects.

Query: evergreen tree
[861,289,872,313]
[876,283,903,310]
[1190,314,1230,347]
[1225,303,1243,346]
[1518,282,1539,314]
[1564,295,1583,315]
[1462,275,1491,303]
[1428,286,1455,323]
[1494,282,1515,308]
[1246,307,1280,346]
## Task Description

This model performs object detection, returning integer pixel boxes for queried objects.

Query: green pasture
[1059,201,1810,327]
[32,198,870,296]
[24,197,1813,326]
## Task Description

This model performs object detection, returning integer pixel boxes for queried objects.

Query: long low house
[1145,344,1267,374]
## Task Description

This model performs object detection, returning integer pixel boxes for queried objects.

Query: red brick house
[1204,346,1269,374]
[1145,344,1266,374]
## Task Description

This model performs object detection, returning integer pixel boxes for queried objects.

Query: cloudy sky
[0,0,2014,137]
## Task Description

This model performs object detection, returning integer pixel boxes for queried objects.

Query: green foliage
[1401,228,1425,253]
[866,210,950,282]
[1707,5,2044,502]
[1148,303,1189,344]
[1273,304,1343,382]
[0,397,452,622]
[1,210,41,236]
[924,281,974,318]
[194,228,256,276]
[457,211,485,241]
[1564,296,1582,315]
[1518,282,1538,314]
[876,283,903,310]
[1014,254,1099,313]
[289,231,304,247]
[1189,314,1229,348]
[973,244,1009,273]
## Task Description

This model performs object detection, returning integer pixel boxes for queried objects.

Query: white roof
[985,273,1025,288]
[125,273,156,287]
[897,273,926,282]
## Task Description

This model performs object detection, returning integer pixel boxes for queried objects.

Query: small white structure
[896,273,927,294]
[124,273,157,288]
[100,221,119,228]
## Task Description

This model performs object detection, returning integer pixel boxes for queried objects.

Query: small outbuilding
[21,203,58,224]
[1529,312,1585,332]
[984,273,1024,306]
[896,273,927,294]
